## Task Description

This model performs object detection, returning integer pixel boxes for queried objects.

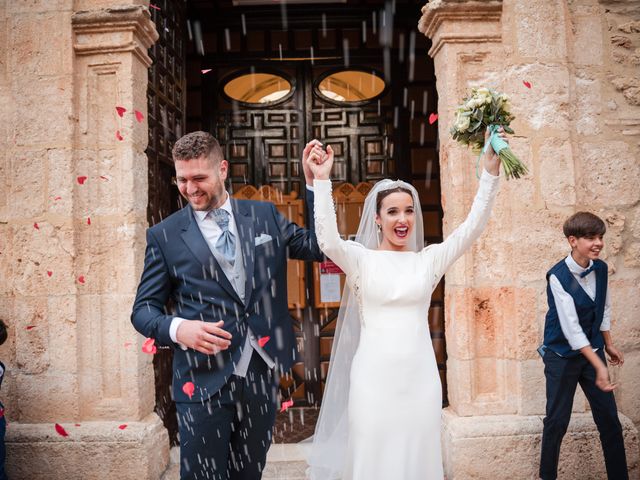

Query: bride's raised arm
[423,168,499,283]
[305,140,364,277]
[423,128,506,283]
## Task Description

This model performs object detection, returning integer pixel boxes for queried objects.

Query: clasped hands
[303,139,334,183]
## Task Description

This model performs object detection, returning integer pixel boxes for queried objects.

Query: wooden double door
[207,61,444,414]
[147,0,445,444]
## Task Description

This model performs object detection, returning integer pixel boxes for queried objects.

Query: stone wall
[420,0,639,478]
[0,2,168,478]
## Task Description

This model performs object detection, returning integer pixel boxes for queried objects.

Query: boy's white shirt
[549,254,611,352]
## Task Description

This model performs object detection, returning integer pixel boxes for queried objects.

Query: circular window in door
[222,70,294,107]
[316,69,387,105]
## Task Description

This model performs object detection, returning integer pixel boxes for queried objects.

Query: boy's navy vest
[544,259,607,357]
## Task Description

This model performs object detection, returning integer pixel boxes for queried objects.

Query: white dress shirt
[549,254,611,352]
[169,191,274,377]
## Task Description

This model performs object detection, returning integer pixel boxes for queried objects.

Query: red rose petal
[87,217,91,226]
[523,80,532,89]
[77,275,85,284]
[134,110,144,123]
[115,106,126,117]
[47,271,53,277]
[118,424,127,430]
[142,337,157,355]
[99,175,109,181]
[54,196,62,201]
[116,130,124,141]
[257,336,270,348]
[77,176,88,185]
[149,3,160,10]
[75,423,81,427]
[33,222,40,230]
[26,325,36,330]
[123,342,132,348]
[0,408,5,418]
[55,423,69,437]
[428,113,438,125]
[182,381,195,399]
[280,399,294,413]
[201,69,212,74]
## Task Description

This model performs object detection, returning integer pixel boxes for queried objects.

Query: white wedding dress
[311,170,499,480]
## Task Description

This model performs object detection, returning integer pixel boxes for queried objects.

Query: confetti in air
[182,381,195,399]
[115,106,126,117]
[428,113,438,125]
[77,176,88,185]
[142,337,157,355]
[258,336,270,348]
[280,399,294,413]
[55,424,69,437]
[523,80,532,89]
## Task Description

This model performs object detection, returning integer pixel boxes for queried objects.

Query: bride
[304,129,506,480]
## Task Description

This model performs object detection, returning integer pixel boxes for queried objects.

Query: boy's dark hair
[0,319,7,346]
[563,211,606,238]
[172,131,224,164]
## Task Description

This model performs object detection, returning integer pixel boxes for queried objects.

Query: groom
[131,132,324,479]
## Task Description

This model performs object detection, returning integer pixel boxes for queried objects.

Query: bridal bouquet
[450,87,528,180]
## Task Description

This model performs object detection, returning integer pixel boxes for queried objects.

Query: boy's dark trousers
[539,349,628,480]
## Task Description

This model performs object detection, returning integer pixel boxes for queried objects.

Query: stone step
[161,444,308,480]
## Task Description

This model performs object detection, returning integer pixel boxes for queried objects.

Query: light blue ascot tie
[209,209,236,264]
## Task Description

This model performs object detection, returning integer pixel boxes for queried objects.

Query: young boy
[539,212,628,480]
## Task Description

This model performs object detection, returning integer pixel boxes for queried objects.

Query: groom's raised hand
[305,143,334,181]
[302,139,324,185]
[176,320,232,355]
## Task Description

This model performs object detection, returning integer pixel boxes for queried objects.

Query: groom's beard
[185,185,227,211]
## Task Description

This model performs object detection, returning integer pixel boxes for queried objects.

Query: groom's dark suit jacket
[131,190,323,403]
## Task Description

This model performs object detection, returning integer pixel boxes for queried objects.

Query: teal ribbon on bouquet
[475,124,506,179]
[475,124,528,180]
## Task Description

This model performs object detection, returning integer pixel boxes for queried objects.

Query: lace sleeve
[313,179,364,277]
[423,168,499,283]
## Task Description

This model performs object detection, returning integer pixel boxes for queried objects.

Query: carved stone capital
[418,0,503,57]
[72,5,159,67]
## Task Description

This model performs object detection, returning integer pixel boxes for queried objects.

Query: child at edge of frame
[0,319,7,480]
[538,211,628,480]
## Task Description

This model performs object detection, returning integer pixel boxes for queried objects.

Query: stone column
[3,4,168,479]
[418,1,638,478]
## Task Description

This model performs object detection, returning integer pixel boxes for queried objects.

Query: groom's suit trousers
[176,353,276,480]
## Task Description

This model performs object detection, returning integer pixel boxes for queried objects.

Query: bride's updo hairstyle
[376,186,415,213]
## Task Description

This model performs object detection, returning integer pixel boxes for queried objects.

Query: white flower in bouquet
[450,87,528,180]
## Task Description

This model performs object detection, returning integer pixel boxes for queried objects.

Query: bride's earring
[376,223,382,246]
